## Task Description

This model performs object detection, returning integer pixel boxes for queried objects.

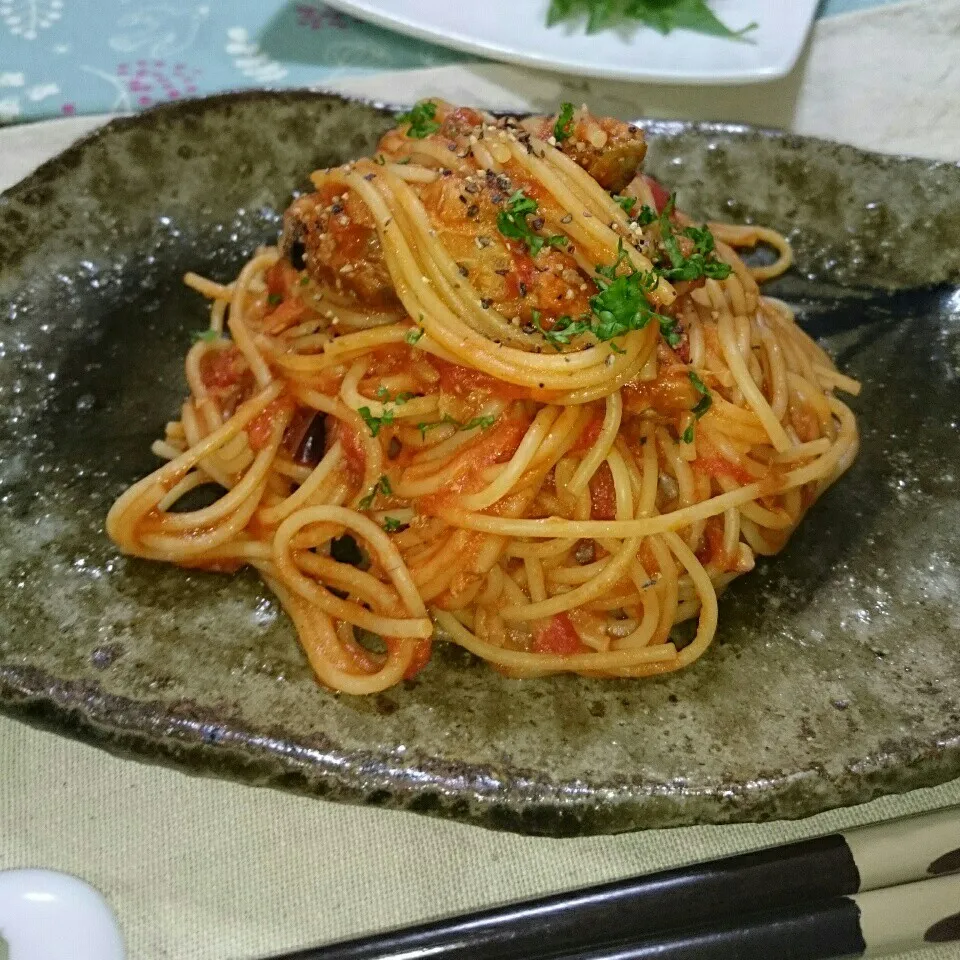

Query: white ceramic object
[322,0,819,85]
[0,870,124,960]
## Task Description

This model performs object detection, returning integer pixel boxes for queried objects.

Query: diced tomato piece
[696,517,728,567]
[589,462,616,521]
[201,347,244,390]
[246,398,290,451]
[264,298,307,334]
[266,260,300,298]
[693,453,755,487]
[338,423,367,478]
[643,174,671,214]
[532,613,586,655]
[404,638,433,679]
[571,415,604,455]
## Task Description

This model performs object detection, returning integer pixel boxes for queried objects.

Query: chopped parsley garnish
[405,326,424,345]
[609,340,626,355]
[267,292,283,306]
[397,101,441,139]
[192,329,221,343]
[636,204,657,226]
[497,190,567,257]
[682,370,713,443]
[589,244,665,342]
[554,102,575,142]
[613,194,636,214]
[375,386,416,405]
[358,406,394,438]
[545,0,757,41]
[358,474,392,510]
[299,274,311,286]
[461,414,497,431]
[531,242,678,350]
[382,516,404,533]
[417,413,496,439]
[656,194,732,283]
[533,310,591,350]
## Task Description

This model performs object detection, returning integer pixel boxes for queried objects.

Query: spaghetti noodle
[107,101,860,694]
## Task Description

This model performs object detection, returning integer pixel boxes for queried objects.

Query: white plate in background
[321,0,819,85]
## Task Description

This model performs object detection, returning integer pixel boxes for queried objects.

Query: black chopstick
[264,806,960,960]
[551,872,960,960]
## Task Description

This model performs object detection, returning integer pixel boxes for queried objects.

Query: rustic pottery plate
[1,92,958,837]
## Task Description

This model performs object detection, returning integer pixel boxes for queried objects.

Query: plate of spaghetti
[1,92,959,835]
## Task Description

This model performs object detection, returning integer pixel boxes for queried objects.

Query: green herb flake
[532,309,590,350]
[609,340,626,355]
[358,406,394,438]
[554,102,575,142]
[383,516,404,533]
[614,194,636,214]
[267,292,283,306]
[681,369,713,442]
[418,413,496,438]
[192,329,221,343]
[298,274,311,286]
[461,415,496,431]
[405,326,424,345]
[397,101,441,139]
[359,474,392,510]
[496,189,566,258]
[636,204,657,226]
[655,195,732,283]
[546,0,757,41]
[589,252,663,343]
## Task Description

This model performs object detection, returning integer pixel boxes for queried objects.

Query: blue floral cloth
[0,0,900,124]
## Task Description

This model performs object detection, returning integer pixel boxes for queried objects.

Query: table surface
[3,2,960,959]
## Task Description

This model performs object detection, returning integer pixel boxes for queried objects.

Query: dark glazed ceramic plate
[1,93,959,837]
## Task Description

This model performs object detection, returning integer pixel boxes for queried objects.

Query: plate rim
[320,0,819,85]
[2,89,959,837]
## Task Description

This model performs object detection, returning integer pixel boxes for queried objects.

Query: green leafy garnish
[299,274,311,286]
[359,474,392,510]
[397,101,441,139]
[461,415,497,431]
[546,0,757,40]
[659,315,682,348]
[533,310,591,350]
[358,406,394,438]
[554,102,575,142]
[375,387,416,405]
[682,370,713,442]
[192,329,221,343]
[383,516,404,533]
[656,194,732,283]
[589,246,664,342]
[614,194,636,214]
[267,292,283,306]
[405,326,424,345]
[609,340,626,355]
[417,413,496,439]
[636,204,657,226]
[497,190,567,258]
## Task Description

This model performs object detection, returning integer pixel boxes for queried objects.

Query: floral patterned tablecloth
[0,0,900,123]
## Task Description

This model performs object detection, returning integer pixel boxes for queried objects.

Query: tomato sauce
[532,613,587,655]
[589,462,617,521]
